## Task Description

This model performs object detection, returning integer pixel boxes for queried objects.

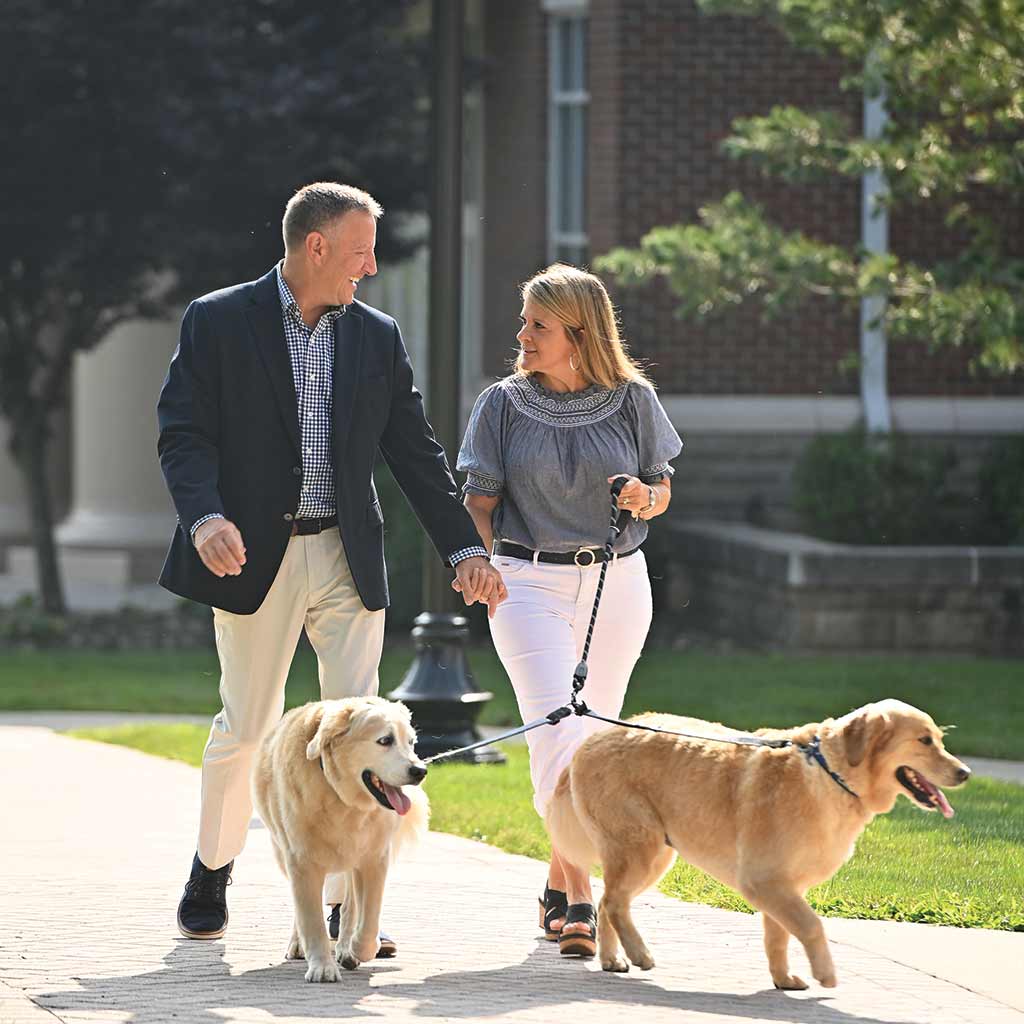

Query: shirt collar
[276,262,345,326]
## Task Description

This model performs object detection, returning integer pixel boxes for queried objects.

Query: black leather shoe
[177,853,232,939]
[327,904,397,958]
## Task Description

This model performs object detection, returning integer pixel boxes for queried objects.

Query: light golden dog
[252,696,428,982]
[546,699,970,989]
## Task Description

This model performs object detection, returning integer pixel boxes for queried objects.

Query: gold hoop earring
[569,353,580,373]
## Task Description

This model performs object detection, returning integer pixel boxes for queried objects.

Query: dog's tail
[544,765,597,870]
[390,786,430,862]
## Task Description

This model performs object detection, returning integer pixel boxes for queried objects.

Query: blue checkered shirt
[191,265,486,568]
[277,265,341,518]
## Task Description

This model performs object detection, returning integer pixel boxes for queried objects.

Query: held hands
[194,518,247,577]
[451,556,508,618]
[608,475,656,520]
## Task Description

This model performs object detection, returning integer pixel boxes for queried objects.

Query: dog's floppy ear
[842,705,893,767]
[306,706,355,761]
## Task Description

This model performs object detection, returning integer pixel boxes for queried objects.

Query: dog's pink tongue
[935,789,955,819]
[919,773,955,819]
[382,783,411,816]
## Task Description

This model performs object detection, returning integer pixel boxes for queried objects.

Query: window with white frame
[545,1,589,266]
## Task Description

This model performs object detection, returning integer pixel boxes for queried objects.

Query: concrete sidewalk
[0,725,1021,1024]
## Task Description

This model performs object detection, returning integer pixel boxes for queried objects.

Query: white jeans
[198,527,385,882]
[488,550,653,817]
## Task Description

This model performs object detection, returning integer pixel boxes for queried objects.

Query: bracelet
[639,485,657,515]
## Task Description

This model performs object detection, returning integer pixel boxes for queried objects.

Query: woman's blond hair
[516,264,650,389]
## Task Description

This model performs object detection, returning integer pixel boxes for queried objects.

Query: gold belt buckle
[573,547,597,567]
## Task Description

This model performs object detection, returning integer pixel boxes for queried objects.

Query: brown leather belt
[290,514,338,537]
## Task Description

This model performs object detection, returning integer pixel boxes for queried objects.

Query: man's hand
[451,556,507,618]
[194,518,247,577]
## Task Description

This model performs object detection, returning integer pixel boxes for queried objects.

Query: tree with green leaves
[598,0,1024,381]
[1,0,428,613]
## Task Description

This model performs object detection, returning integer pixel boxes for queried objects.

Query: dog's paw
[816,970,838,989]
[304,959,341,983]
[601,955,630,973]
[772,974,808,991]
[631,950,655,971]
[339,953,360,971]
[284,937,304,961]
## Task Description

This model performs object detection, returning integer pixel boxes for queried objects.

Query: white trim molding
[658,395,1024,434]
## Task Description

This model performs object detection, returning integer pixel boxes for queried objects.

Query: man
[157,182,504,948]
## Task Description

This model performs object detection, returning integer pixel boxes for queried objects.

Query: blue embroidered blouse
[457,374,683,554]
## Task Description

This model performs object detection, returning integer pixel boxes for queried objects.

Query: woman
[455,263,682,957]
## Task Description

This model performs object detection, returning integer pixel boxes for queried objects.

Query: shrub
[793,429,964,545]
[977,435,1024,545]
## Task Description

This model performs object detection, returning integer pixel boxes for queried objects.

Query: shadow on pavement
[34,937,921,1024]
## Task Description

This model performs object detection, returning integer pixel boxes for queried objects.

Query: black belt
[290,514,338,536]
[494,541,640,567]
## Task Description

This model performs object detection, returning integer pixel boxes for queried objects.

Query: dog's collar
[797,735,859,798]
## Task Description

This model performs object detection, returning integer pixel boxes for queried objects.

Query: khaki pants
[197,526,384,900]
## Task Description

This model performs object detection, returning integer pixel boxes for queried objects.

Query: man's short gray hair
[282,182,384,250]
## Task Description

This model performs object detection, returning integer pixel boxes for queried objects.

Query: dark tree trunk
[11,427,66,615]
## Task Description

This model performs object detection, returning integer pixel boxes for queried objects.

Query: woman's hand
[451,556,507,618]
[608,474,657,520]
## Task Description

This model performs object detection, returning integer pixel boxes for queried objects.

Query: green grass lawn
[67,725,1024,931]
[6,644,1024,757]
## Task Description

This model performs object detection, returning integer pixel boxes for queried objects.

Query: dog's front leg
[286,860,339,983]
[762,913,807,990]
[342,860,387,969]
[741,884,836,989]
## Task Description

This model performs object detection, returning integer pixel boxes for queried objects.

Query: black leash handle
[571,476,627,705]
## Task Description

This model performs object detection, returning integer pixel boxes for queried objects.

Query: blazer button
[283,513,294,522]
[292,466,302,476]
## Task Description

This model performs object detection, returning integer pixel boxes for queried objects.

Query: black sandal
[558,903,597,957]
[537,886,568,941]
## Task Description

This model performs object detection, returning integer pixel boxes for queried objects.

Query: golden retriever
[252,696,428,982]
[546,699,970,989]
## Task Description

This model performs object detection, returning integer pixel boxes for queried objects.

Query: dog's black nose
[956,766,971,784]
[408,765,427,783]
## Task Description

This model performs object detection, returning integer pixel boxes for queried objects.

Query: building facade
[1,0,1021,604]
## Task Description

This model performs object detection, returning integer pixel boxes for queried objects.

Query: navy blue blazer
[157,267,483,614]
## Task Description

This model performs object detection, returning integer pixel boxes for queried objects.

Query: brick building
[478,0,1022,525]
[0,0,1020,605]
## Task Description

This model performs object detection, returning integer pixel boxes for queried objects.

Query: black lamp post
[388,0,504,765]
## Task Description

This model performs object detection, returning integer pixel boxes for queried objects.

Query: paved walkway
[0,725,1021,1024]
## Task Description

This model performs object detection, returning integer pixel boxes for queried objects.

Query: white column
[51,317,180,583]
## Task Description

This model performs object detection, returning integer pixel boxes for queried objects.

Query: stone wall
[0,599,214,651]
[666,521,1024,655]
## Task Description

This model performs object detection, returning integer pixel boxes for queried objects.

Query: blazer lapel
[246,271,301,456]
[333,307,365,456]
